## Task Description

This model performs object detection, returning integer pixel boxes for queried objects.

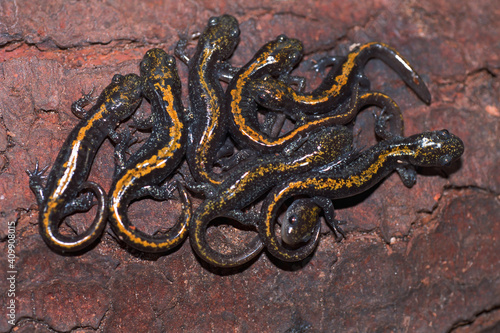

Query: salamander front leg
[373,106,417,187]
[395,165,417,188]
[26,161,49,206]
[280,75,306,92]
[174,31,200,65]
[71,88,95,119]
[218,62,240,83]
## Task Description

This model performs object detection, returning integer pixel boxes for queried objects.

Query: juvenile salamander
[175,14,240,187]
[27,73,142,252]
[225,79,407,153]
[251,42,431,120]
[260,129,464,262]
[108,49,190,253]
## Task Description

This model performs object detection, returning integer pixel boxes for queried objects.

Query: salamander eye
[276,34,288,43]
[438,129,451,139]
[112,74,123,83]
[439,154,453,166]
[288,51,301,63]
[208,16,219,26]
[256,92,267,102]
[288,215,298,225]
[140,57,152,70]
[165,55,176,67]
[229,27,240,38]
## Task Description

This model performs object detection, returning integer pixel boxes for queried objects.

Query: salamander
[224,34,304,151]
[250,42,431,121]
[259,129,464,262]
[221,41,427,153]
[280,92,422,247]
[190,125,354,268]
[224,77,407,153]
[174,14,240,187]
[107,49,190,253]
[26,73,142,252]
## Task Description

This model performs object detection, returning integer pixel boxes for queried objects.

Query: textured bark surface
[0,0,499,332]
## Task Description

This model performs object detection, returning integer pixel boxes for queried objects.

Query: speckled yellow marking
[191,46,226,185]
[228,43,375,148]
[293,42,375,105]
[191,131,341,265]
[42,104,108,249]
[263,146,414,246]
[109,84,188,249]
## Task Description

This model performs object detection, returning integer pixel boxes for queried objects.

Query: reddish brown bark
[1,0,498,331]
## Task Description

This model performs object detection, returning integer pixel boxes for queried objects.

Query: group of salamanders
[27,14,464,267]
[27,49,190,253]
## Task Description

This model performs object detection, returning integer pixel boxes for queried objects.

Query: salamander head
[282,199,321,246]
[255,34,304,76]
[199,14,240,59]
[247,36,303,110]
[407,130,464,167]
[140,49,179,83]
[102,73,142,119]
[140,49,181,98]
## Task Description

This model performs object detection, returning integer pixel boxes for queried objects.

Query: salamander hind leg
[311,55,346,74]
[373,106,397,140]
[112,128,138,177]
[131,182,178,202]
[61,192,96,216]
